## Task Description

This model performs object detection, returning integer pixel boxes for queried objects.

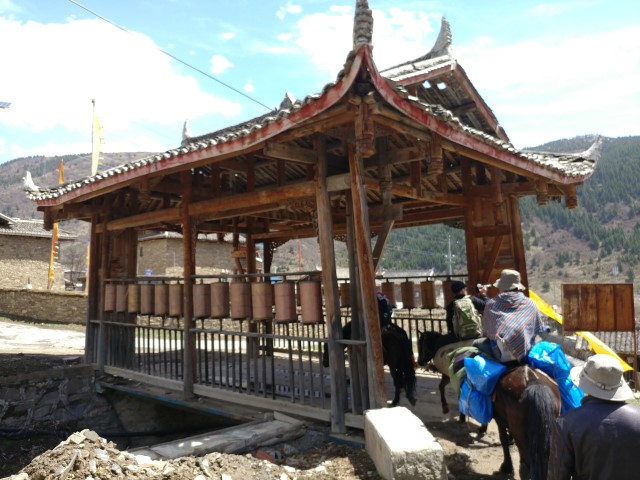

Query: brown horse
[418,330,561,480]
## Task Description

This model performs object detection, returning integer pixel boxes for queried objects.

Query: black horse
[323,321,417,407]
[418,330,561,480]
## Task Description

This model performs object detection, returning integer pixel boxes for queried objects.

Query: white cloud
[210,54,234,74]
[220,32,235,41]
[244,82,255,93]
[276,2,302,20]
[292,7,436,75]
[457,26,640,146]
[0,17,242,158]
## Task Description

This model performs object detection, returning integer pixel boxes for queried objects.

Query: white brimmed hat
[493,269,526,291]
[570,354,633,402]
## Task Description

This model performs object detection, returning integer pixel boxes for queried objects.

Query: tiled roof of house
[0,214,75,240]
[139,231,243,243]
[575,328,640,355]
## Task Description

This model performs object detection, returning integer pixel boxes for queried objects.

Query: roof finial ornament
[181,119,191,146]
[279,92,296,110]
[353,0,373,48]
[23,171,39,192]
[430,17,453,57]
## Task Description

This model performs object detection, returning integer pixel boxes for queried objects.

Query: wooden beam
[264,142,317,165]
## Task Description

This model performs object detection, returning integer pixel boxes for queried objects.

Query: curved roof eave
[363,51,595,185]
[28,41,595,208]
[28,50,367,208]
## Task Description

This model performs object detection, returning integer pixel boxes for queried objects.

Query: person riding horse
[476,269,546,364]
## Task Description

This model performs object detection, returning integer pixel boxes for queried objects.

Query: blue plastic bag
[527,341,584,413]
[464,354,507,395]
[459,379,493,424]
[556,375,585,413]
[527,341,572,379]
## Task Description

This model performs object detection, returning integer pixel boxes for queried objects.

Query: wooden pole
[85,213,100,363]
[347,139,386,408]
[181,171,196,398]
[314,133,347,433]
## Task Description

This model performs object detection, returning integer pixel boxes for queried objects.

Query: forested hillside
[378,135,640,302]
[2,136,640,305]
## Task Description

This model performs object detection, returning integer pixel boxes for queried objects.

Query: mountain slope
[2,136,640,306]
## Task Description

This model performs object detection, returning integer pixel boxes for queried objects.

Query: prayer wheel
[442,280,454,309]
[154,284,169,316]
[168,284,183,317]
[230,281,251,320]
[210,282,230,318]
[193,283,211,319]
[127,284,140,313]
[251,281,273,321]
[339,282,351,308]
[299,280,323,324]
[115,284,128,313]
[380,282,396,307]
[420,281,437,309]
[104,284,116,312]
[139,284,154,315]
[400,281,416,309]
[274,281,297,323]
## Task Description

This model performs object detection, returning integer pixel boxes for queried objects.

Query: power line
[67,0,274,112]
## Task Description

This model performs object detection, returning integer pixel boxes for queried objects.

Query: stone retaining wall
[0,364,117,435]
[0,288,87,324]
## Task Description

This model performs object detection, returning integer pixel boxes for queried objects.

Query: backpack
[452,295,482,339]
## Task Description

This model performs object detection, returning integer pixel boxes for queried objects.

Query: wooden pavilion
[26,2,598,432]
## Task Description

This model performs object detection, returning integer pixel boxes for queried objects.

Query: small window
[139,246,143,257]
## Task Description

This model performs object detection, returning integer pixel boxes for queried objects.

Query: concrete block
[365,406,447,480]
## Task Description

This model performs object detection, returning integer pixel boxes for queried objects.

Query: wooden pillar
[461,159,480,289]
[314,134,347,433]
[345,190,367,413]
[348,128,386,409]
[97,214,110,372]
[85,213,100,363]
[181,171,196,397]
[508,195,528,290]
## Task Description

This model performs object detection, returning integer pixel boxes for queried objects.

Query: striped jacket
[482,291,543,361]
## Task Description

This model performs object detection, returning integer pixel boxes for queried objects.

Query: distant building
[137,231,243,278]
[0,213,75,290]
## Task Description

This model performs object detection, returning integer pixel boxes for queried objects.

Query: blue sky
[0,0,638,167]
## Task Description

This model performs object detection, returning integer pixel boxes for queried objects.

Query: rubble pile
[6,429,378,480]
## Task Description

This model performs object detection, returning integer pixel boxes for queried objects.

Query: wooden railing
[89,273,452,425]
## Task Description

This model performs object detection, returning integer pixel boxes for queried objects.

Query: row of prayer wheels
[103,280,324,323]
[339,280,450,310]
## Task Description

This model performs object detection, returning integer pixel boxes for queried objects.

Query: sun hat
[570,354,633,402]
[493,269,526,291]
[451,281,467,294]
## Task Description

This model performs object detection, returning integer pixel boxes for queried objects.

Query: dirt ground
[0,317,521,479]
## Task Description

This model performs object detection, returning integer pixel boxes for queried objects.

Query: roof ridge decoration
[353,0,373,48]
[425,16,453,60]
[381,16,454,74]
[181,120,192,146]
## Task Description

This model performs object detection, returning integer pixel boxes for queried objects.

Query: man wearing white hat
[548,354,640,479]
[480,269,544,362]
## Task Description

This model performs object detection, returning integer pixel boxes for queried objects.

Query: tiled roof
[25,16,597,204]
[0,215,76,239]
[139,231,243,243]
[576,328,640,355]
